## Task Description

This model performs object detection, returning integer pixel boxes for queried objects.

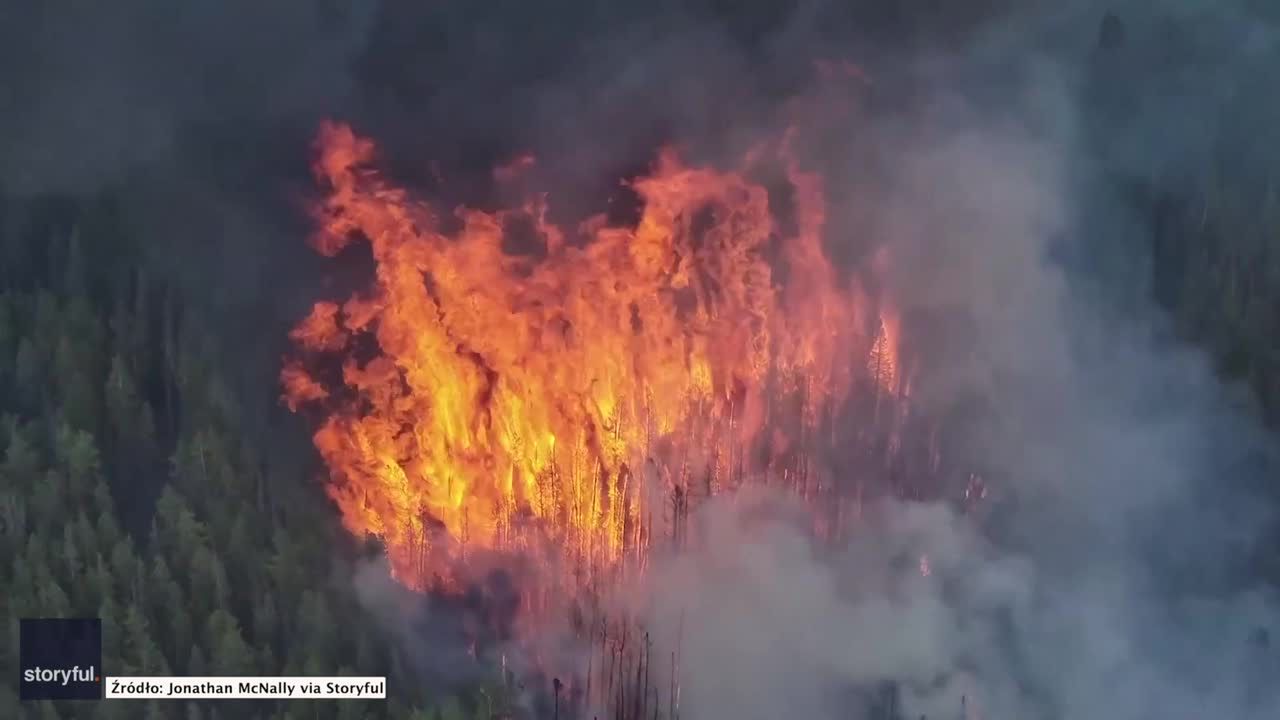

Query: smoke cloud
[0,1,374,194]
[612,4,1280,719]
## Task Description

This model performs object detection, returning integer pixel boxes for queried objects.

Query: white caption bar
[103,676,386,699]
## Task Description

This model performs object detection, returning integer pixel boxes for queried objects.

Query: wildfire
[283,121,903,596]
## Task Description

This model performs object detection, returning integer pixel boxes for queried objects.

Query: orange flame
[284,121,904,596]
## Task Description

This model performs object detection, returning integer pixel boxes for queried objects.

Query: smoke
[633,492,1026,719]
[0,1,374,194]
[353,554,510,693]
[610,4,1280,719]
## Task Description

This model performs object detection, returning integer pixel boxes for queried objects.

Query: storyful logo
[20,618,102,700]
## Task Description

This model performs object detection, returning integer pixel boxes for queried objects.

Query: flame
[870,307,900,398]
[284,121,904,596]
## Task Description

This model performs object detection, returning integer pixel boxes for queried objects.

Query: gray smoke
[0,0,374,194]
[618,4,1280,719]
[344,4,1280,717]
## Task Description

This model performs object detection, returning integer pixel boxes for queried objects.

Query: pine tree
[252,593,278,651]
[0,194,440,718]
[55,333,100,433]
[99,597,123,667]
[2,424,40,491]
[207,609,255,676]
[0,685,20,720]
[55,425,101,502]
[188,644,208,677]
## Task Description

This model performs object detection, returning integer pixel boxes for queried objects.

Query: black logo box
[19,619,102,701]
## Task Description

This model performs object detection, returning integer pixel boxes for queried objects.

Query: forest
[0,198,509,718]
[2,3,1279,720]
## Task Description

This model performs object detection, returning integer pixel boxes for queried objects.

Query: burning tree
[282,120,950,718]
[282,121,907,591]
